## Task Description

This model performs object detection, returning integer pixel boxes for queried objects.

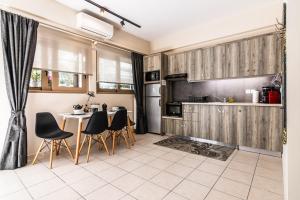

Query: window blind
[33,26,93,75]
[97,44,133,84]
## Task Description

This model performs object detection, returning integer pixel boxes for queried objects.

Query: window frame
[29,70,89,94]
[96,52,134,95]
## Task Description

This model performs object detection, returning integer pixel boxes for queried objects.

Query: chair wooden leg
[49,140,54,169]
[63,139,74,160]
[127,128,134,146]
[100,135,110,155]
[79,135,87,154]
[122,131,130,149]
[56,140,62,155]
[112,132,116,154]
[32,140,45,165]
[86,136,92,162]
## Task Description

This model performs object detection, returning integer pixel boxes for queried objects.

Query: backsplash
[172,76,275,102]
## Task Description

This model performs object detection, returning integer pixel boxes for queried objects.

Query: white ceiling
[56,0,281,42]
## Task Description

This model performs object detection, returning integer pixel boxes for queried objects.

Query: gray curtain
[131,52,146,134]
[0,10,39,169]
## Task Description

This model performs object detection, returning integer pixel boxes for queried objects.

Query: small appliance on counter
[90,103,100,113]
[261,86,281,104]
[145,70,160,82]
[73,104,84,115]
[166,102,182,117]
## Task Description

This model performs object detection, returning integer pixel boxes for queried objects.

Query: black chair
[79,111,110,162]
[32,112,74,169]
[108,109,130,154]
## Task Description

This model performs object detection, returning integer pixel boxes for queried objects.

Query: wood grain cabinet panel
[186,51,195,81]
[144,54,161,72]
[202,48,215,80]
[194,49,204,80]
[262,34,282,75]
[167,53,187,75]
[213,45,226,79]
[225,42,240,78]
[162,118,183,135]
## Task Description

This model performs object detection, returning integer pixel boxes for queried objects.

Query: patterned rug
[154,136,235,161]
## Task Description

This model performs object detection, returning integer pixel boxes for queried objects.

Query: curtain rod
[0,5,134,54]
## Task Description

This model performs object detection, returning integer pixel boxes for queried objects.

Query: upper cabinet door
[176,53,187,74]
[250,36,264,76]
[239,39,251,77]
[225,42,240,78]
[186,51,195,81]
[194,49,204,80]
[143,56,150,72]
[152,54,161,71]
[263,33,282,75]
[168,54,176,75]
[214,45,226,79]
[202,48,214,80]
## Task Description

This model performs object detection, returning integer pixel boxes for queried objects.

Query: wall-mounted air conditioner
[76,12,113,39]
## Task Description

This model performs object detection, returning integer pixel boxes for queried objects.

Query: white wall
[286,0,300,199]
[151,2,282,53]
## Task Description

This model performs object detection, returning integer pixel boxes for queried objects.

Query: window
[29,26,91,93]
[97,45,134,94]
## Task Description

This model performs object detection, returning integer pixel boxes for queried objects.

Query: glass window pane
[99,58,117,83]
[98,82,117,90]
[58,72,82,88]
[120,83,134,90]
[30,69,42,87]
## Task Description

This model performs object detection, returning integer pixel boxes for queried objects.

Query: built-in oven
[166,102,182,117]
[145,70,160,82]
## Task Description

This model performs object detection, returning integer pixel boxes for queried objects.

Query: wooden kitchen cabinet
[202,47,214,80]
[186,51,195,81]
[238,106,283,151]
[213,45,226,79]
[143,54,161,72]
[162,118,183,135]
[182,104,283,152]
[225,42,240,78]
[167,52,187,75]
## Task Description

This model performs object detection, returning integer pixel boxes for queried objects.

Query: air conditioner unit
[76,12,113,39]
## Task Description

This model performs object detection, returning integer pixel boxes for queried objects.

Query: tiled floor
[0,134,284,200]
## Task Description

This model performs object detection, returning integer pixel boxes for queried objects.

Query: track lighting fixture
[120,20,125,27]
[84,0,141,28]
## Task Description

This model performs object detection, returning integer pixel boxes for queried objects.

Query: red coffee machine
[268,88,281,104]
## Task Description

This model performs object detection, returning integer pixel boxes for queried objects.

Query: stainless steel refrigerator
[145,84,161,134]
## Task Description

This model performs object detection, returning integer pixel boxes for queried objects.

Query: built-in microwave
[145,70,160,82]
[166,102,182,117]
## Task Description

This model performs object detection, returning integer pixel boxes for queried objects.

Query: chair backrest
[84,111,108,134]
[35,112,60,138]
[110,109,127,131]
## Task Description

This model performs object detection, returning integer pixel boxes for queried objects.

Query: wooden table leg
[57,118,67,155]
[74,118,83,164]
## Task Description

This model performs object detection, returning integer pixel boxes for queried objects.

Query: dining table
[59,110,134,164]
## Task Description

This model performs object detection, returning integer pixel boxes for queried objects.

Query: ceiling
[56,0,281,42]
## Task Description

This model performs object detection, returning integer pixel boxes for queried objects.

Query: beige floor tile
[176,157,204,168]
[252,176,283,195]
[227,160,256,174]
[118,159,144,172]
[39,186,81,200]
[0,170,24,197]
[205,158,230,167]
[83,160,112,175]
[120,195,137,200]
[197,162,225,176]
[173,180,210,200]
[148,158,173,170]
[256,159,282,171]
[121,150,142,159]
[112,173,145,193]
[255,167,283,182]
[146,149,167,157]
[205,190,242,200]
[187,170,219,188]
[163,192,187,200]
[97,166,127,182]
[248,187,283,200]
[222,168,253,185]
[165,163,194,178]
[133,154,156,164]
[131,165,161,180]
[1,189,32,200]
[69,175,107,196]
[86,184,126,200]
[151,171,183,190]
[259,154,282,163]
[159,152,185,162]
[214,177,250,200]
[232,155,257,166]
[104,155,128,165]
[60,167,93,184]
[27,177,66,199]
[130,182,169,200]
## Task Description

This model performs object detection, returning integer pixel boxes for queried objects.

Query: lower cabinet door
[162,118,183,136]
[209,106,221,141]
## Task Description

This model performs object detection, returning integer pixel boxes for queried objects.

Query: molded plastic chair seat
[40,130,73,140]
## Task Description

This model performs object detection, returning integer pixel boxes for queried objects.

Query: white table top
[59,110,132,119]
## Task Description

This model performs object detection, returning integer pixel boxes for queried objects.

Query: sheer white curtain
[33,26,92,75]
[97,44,133,84]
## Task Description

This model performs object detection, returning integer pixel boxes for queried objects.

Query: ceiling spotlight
[120,20,125,27]
[100,8,105,16]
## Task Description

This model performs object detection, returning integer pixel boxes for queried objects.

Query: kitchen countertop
[182,102,283,107]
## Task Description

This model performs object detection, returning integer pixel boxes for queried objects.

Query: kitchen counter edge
[181,102,283,107]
